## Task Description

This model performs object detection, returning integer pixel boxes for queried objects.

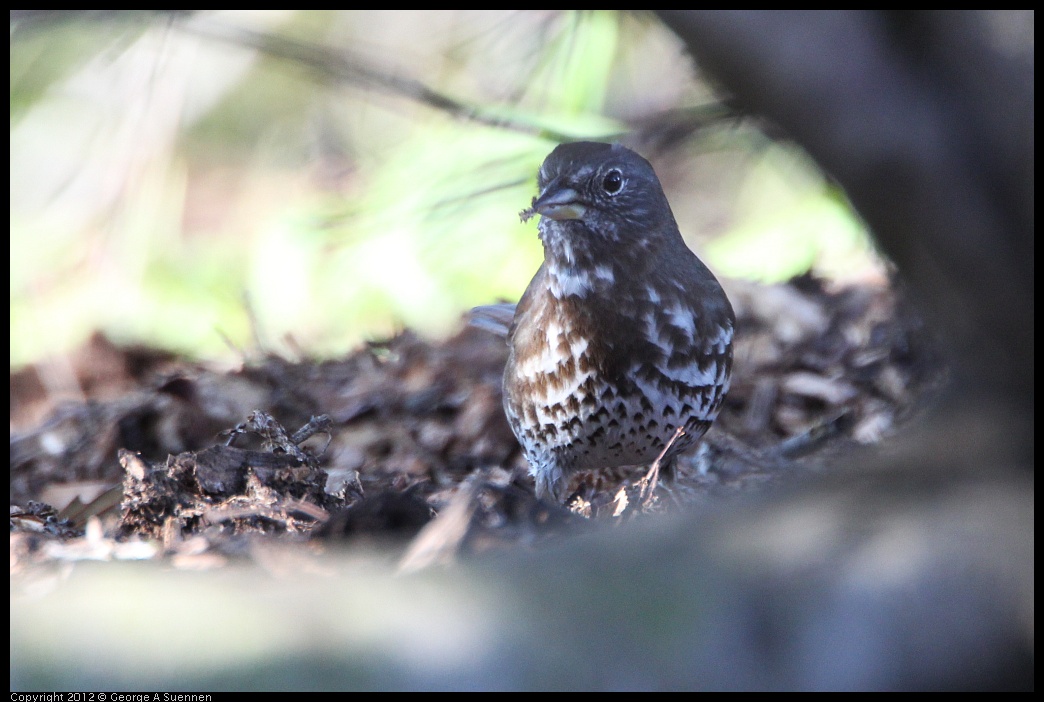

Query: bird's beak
[532,183,586,221]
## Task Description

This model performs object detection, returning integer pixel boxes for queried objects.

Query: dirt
[10,273,943,573]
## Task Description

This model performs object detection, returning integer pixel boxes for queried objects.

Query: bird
[474,141,735,501]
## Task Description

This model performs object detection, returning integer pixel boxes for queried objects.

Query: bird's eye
[601,169,624,195]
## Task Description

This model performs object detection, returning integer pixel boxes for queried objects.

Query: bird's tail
[468,303,516,338]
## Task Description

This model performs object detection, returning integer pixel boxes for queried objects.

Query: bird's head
[523,142,676,243]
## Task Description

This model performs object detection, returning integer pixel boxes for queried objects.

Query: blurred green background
[10,10,881,368]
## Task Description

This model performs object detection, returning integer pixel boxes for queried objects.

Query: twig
[639,426,686,507]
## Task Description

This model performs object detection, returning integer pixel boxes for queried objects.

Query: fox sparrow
[474,142,734,500]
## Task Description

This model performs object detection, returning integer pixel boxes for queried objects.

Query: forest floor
[11,273,943,575]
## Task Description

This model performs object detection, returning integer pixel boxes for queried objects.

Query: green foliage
[10,11,878,367]
[707,147,879,282]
